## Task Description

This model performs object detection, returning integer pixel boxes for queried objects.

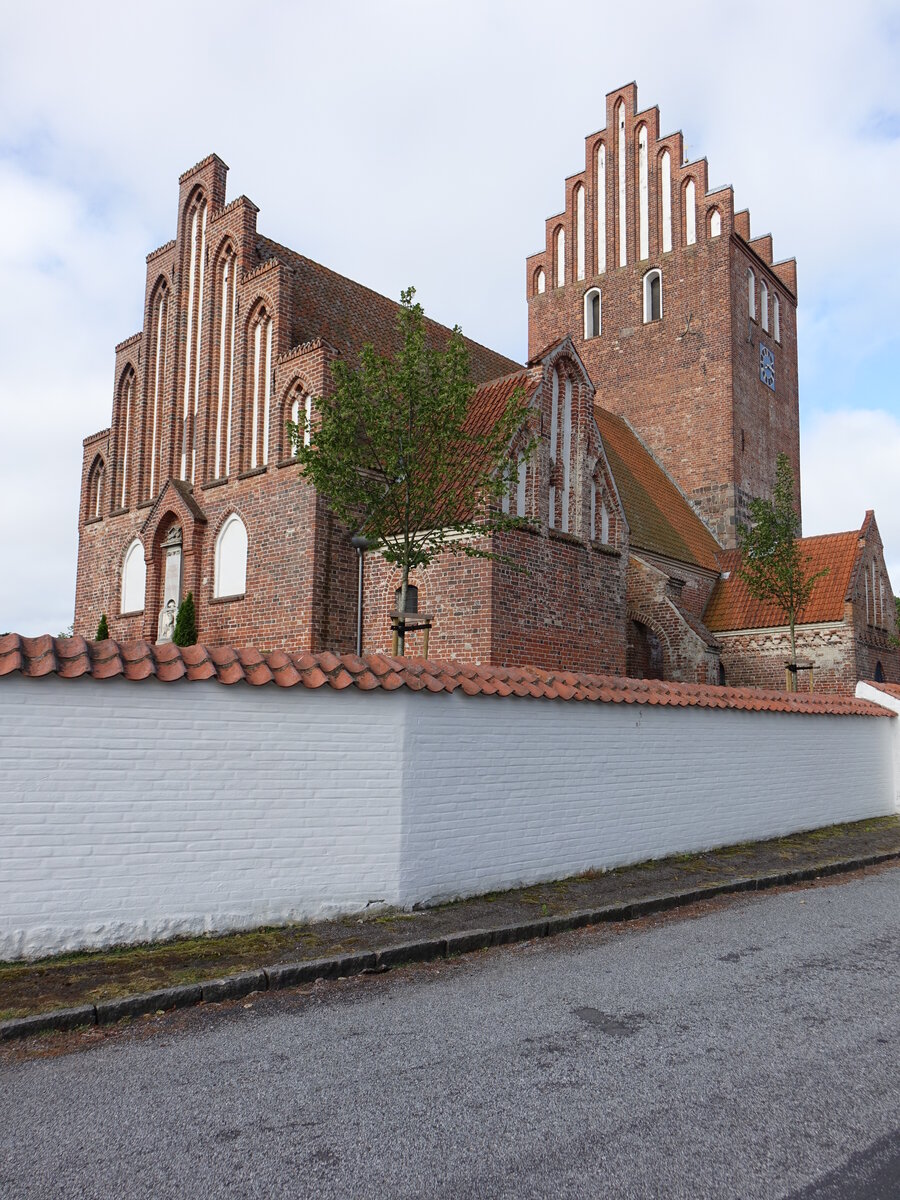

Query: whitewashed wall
[1,674,896,960]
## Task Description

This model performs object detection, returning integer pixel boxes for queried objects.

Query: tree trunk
[398,565,409,657]
[788,611,797,692]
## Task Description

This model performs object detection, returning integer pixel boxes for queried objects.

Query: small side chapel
[73,85,899,694]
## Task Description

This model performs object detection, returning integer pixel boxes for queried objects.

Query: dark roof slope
[704,532,860,632]
[259,237,522,385]
[593,407,721,572]
[0,635,889,716]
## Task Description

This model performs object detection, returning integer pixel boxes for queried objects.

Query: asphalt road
[2,867,900,1199]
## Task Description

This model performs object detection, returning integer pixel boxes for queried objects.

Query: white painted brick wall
[1,676,896,959]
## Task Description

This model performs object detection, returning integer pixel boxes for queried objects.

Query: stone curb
[3,848,898,1044]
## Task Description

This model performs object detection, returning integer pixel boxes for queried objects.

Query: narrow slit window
[643,269,662,322]
[584,289,601,338]
[760,278,769,332]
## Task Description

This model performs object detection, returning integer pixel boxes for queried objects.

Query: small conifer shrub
[172,592,198,647]
[96,613,109,640]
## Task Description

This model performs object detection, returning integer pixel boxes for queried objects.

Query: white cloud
[802,408,900,590]
[1,0,899,632]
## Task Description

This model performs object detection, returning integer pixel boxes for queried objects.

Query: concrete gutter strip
[3,849,899,1044]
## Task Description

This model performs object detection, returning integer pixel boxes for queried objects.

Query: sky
[1,0,898,635]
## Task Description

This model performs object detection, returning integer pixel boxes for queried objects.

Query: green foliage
[172,592,198,647]
[57,622,74,639]
[95,613,109,640]
[737,453,828,673]
[288,287,536,649]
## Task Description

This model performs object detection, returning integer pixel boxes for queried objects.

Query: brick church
[74,83,899,693]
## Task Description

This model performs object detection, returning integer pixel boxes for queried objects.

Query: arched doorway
[626,619,664,680]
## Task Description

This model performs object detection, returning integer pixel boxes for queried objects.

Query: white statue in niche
[157,598,177,643]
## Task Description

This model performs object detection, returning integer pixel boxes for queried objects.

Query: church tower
[526,82,800,547]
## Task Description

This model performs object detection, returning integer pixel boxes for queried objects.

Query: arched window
[875,661,885,683]
[637,126,649,261]
[555,227,565,287]
[502,454,527,518]
[596,143,607,273]
[118,367,135,509]
[247,306,274,469]
[287,387,312,457]
[583,288,601,338]
[535,267,546,295]
[643,269,662,323]
[684,179,696,246]
[87,456,105,520]
[180,193,208,483]
[561,375,572,533]
[747,269,756,319]
[773,293,781,342]
[617,101,627,267]
[709,208,722,238]
[549,368,559,528]
[213,246,238,479]
[214,514,248,599]
[760,278,769,332]
[146,282,168,500]
[659,150,672,253]
[574,184,585,281]
[120,539,146,614]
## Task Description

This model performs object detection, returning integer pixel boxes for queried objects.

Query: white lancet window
[535,268,546,295]
[147,285,168,499]
[709,209,722,238]
[748,269,756,319]
[643,269,662,322]
[180,197,208,482]
[88,457,104,519]
[660,150,672,253]
[556,227,566,287]
[561,376,572,532]
[584,288,601,338]
[617,102,627,267]
[760,278,769,332]
[596,143,607,272]
[590,481,596,539]
[214,514,248,599]
[549,369,559,528]
[684,179,696,246]
[120,539,146,614]
[119,372,134,509]
[250,309,274,469]
[773,293,781,342]
[214,250,238,479]
[638,127,649,261]
[601,500,610,544]
[516,454,527,518]
[575,184,585,281]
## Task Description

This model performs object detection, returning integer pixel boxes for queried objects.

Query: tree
[289,288,535,653]
[95,613,109,640]
[172,592,198,647]
[737,453,828,686]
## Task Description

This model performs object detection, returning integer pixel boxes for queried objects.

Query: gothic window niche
[120,539,146,615]
[156,524,183,643]
[246,305,274,470]
[87,456,105,520]
[584,288,601,339]
[214,513,248,599]
[643,269,662,323]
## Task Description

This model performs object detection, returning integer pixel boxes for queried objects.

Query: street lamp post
[350,534,373,656]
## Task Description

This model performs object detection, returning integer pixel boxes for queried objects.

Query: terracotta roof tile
[594,406,721,571]
[0,635,892,718]
[705,530,860,632]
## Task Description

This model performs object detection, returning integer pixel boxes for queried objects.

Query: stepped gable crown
[594,407,721,572]
[0,636,890,717]
[704,531,862,632]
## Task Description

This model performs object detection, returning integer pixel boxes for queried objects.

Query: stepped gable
[704,532,860,632]
[594,406,721,572]
[257,235,522,386]
[0,634,891,717]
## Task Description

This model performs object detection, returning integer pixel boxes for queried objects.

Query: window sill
[276,456,299,469]
[201,477,230,490]
[136,499,154,510]
[84,515,104,526]
[497,519,541,537]
[210,593,245,605]
[119,610,144,618]
[591,540,622,558]
[238,466,268,480]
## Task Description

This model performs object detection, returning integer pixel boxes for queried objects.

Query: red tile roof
[0,635,890,717]
[862,681,900,700]
[704,531,860,632]
[593,407,721,572]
